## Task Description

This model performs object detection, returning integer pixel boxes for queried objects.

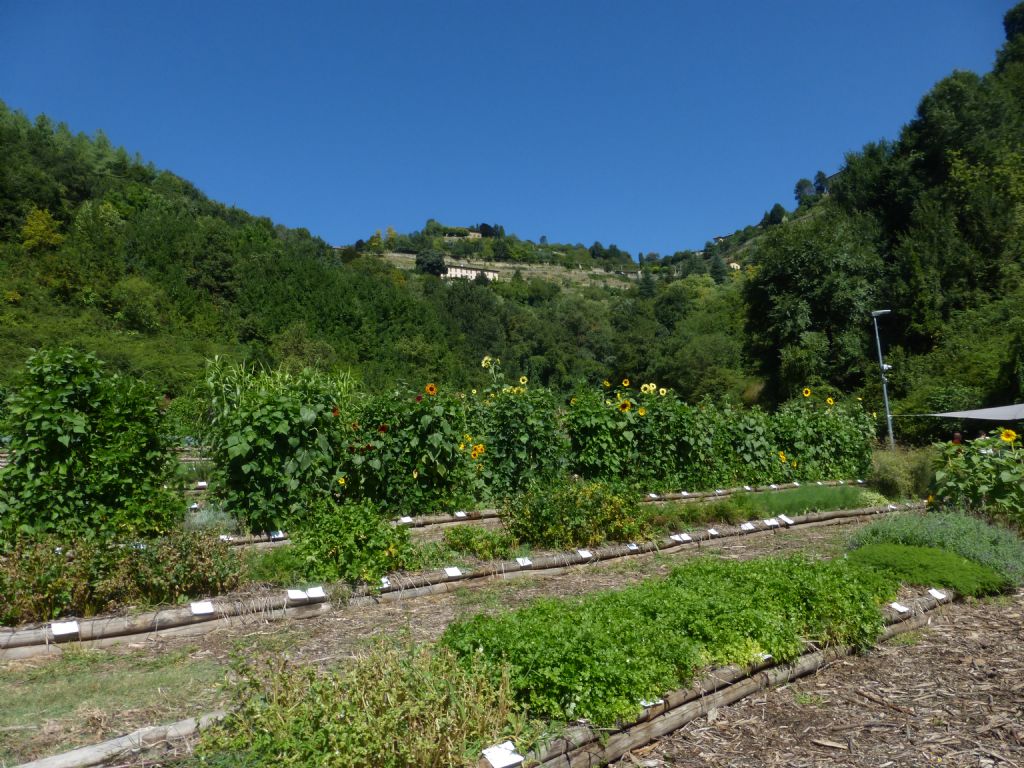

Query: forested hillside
[1,3,1022,442]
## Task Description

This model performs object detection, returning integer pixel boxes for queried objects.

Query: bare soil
[611,589,1024,768]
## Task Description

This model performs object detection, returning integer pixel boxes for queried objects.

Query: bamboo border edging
[10,590,952,768]
[528,590,952,767]
[11,710,226,768]
[0,502,924,660]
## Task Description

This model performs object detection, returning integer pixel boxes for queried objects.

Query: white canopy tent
[927,403,1024,421]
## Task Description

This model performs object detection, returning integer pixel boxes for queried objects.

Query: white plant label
[189,502,200,511]
[792,481,800,487]
[51,620,80,637]
[928,588,947,600]
[444,566,462,578]
[707,528,720,537]
[270,530,286,540]
[715,489,724,495]
[190,601,215,615]
[482,741,524,768]
[454,510,468,518]
[647,492,659,499]
[516,557,532,568]
[740,522,756,532]
[760,653,773,661]
[778,514,795,526]
[764,518,780,528]
[286,589,307,602]
[680,491,689,496]
[857,479,865,484]
[398,516,413,524]
[817,481,824,486]
[769,483,778,489]
[670,533,692,543]
[640,698,664,707]
[218,534,234,542]
[380,576,391,588]
[744,485,753,491]
[577,549,593,559]
[887,504,898,510]
[626,542,640,551]
[196,481,208,490]
[305,586,326,600]
[889,602,911,614]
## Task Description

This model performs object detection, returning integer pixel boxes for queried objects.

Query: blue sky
[1,1,1016,256]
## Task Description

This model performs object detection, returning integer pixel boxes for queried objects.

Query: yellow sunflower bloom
[520,375,528,385]
[659,387,667,397]
[337,477,346,486]
[425,383,438,396]
[778,451,787,462]
[622,378,630,387]
[570,397,578,405]
[1001,428,1018,443]
[802,387,811,398]
[826,397,834,406]
[619,401,631,412]
[471,389,477,395]
[481,355,491,368]
[638,407,647,416]
[603,380,611,388]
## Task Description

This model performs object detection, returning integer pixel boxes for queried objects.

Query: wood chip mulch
[612,590,1024,768]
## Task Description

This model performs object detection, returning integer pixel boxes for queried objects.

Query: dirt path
[611,590,1024,768]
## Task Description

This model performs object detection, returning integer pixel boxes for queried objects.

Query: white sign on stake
[857,479,865,484]
[626,542,640,551]
[928,588,947,601]
[769,483,778,489]
[270,530,286,540]
[707,528,720,537]
[760,653,773,661]
[380,576,391,589]
[218,534,234,542]
[640,698,665,708]
[577,549,593,560]
[516,557,532,568]
[670,533,692,543]
[764,518,780,528]
[305,586,326,600]
[286,589,307,602]
[481,741,524,768]
[744,485,753,491]
[454,510,468,518]
[189,502,200,511]
[398,516,413,524]
[816,481,824,486]
[680,491,689,496]
[191,601,215,615]
[889,602,911,614]
[648,492,659,499]
[444,566,462,579]
[793,481,800,487]
[51,620,80,637]
[714,489,724,495]
[196,481,208,490]
[740,522,756,532]
[778,514,795,526]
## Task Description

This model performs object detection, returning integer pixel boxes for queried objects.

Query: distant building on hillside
[445,265,499,282]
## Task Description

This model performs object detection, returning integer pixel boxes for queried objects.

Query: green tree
[20,206,64,253]
[415,248,447,276]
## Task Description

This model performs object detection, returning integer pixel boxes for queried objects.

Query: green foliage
[932,431,1024,526]
[441,555,894,725]
[288,496,413,584]
[869,446,935,500]
[198,638,528,768]
[0,532,241,625]
[848,510,1024,586]
[847,543,1009,596]
[442,526,519,561]
[339,384,477,516]
[204,358,353,532]
[0,348,178,539]
[502,478,649,549]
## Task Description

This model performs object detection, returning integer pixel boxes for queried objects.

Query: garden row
[179,513,1024,766]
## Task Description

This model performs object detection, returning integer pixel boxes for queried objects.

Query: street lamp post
[871,309,895,449]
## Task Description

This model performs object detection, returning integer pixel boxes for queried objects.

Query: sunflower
[425,383,438,396]
[778,451,787,462]
[570,397,578,405]
[638,407,647,416]
[622,378,630,387]
[640,383,650,394]
[337,476,346,486]
[1001,428,1018,443]
[826,397,834,406]
[603,380,611,388]
[481,355,492,369]
[802,387,811,398]
[473,443,485,455]
[412,469,419,479]
[619,400,632,412]
[520,375,528,385]
[471,389,477,395]
[659,387,667,397]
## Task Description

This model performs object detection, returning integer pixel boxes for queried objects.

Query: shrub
[0,348,178,539]
[931,431,1024,526]
[441,526,519,561]
[869,446,936,500]
[204,359,354,532]
[848,510,1024,586]
[846,543,1009,597]
[0,532,242,625]
[288,496,413,584]
[198,638,526,768]
[442,555,894,725]
[501,478,649,549]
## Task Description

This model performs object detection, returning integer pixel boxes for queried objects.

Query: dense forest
[1,3,1022,442]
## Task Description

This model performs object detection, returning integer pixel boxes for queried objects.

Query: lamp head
[871,309,892,317]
